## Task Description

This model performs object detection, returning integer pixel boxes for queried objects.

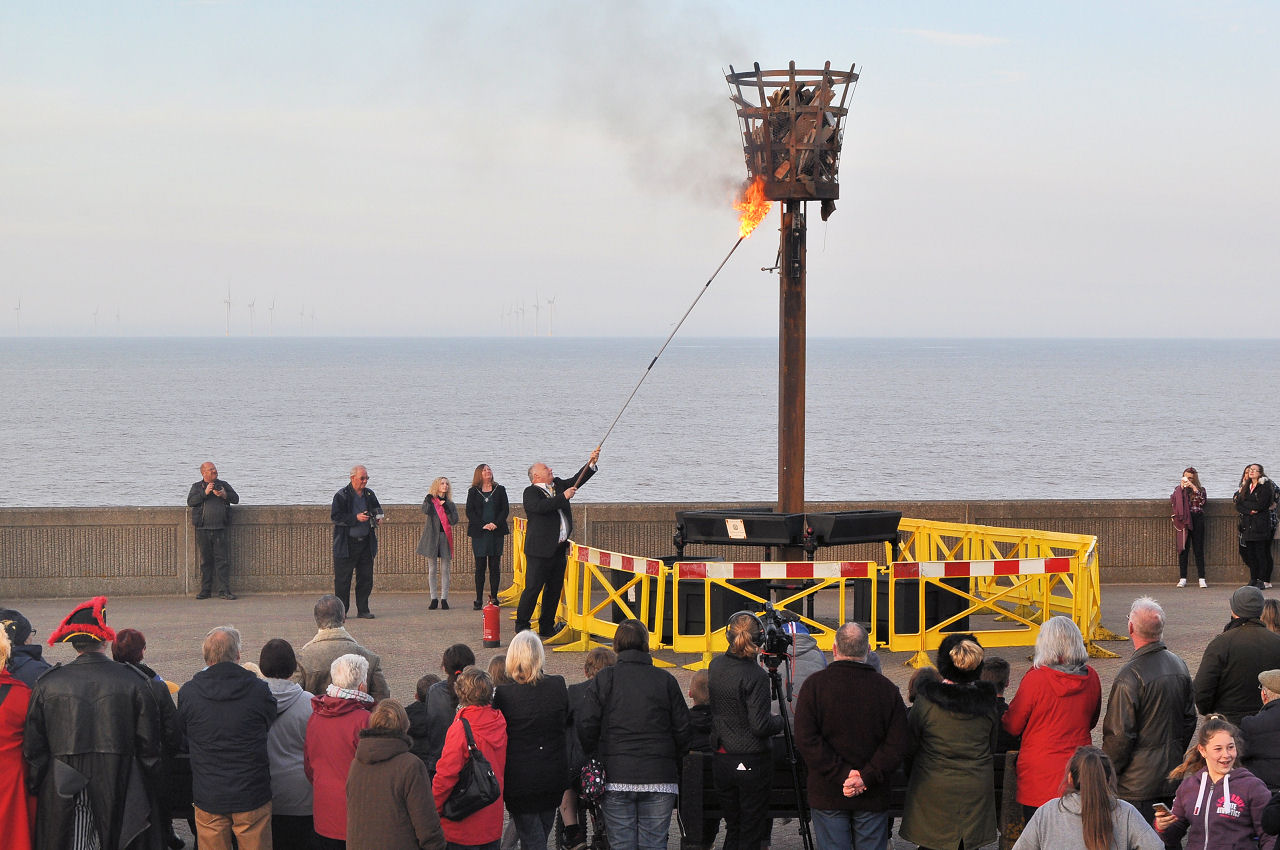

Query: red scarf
[433,497,454,552]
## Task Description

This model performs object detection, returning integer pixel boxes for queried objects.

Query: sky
[1,1,1277,338]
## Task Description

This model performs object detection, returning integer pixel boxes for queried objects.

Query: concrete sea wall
[0,500,1261,598]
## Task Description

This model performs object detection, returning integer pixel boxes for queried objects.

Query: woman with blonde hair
[434,669,508,850]
[0,630,35,850]
[418,476,459,610]
[1262,599,1280,634]
[346,698,446,850]
[900,633,1000,850]
[466,464,510,610]
[494,631,569,850]
[1013,746,1160,850]
[1003,616,1102,820]
[709,612,782,850]
[1155,715,1273,849]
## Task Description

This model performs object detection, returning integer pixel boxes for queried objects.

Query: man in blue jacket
[176,626,275,850]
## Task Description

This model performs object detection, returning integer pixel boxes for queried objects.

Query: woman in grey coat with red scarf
[418,476,459,609]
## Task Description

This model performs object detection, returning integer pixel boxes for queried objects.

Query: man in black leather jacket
[23,596,163,850]
[1101,596,1196,824]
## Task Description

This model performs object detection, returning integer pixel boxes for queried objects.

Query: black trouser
[334,535,375,615]
[196,527,232,594]
[713,751,771,850]
[1244,539,1272,586]
[475,555,502,602]
[1179,512,1206,579]
[271,813,318,850]
[515,543,569,635]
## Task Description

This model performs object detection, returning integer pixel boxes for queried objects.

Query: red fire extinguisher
[482,599,501,648]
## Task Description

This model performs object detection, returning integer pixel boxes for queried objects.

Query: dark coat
[899,678,999,850]
[422,680,458,775]
[23,651,164,850]
[186,478,239,528]
[1241,700,1280,790]
[346,728,446,850]
[793,659,908,812]
[331,483,383,560]
[494,676,569,813]
[465,486,510,537]
[7,644,51,688]
[1235,477,1277,541]
[175,661,275,814]
[1194,618,1280,725]
[1101,641,1197,801]
[522,464,595,558]
[406,699,433,765]
[708,652,781,755]
[577,649,691,786]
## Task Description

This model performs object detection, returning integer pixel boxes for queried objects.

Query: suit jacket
[522,463,595,558]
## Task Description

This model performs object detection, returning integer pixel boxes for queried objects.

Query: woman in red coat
[0,630,36,850]
[1002,616,1102,820]
[305,653,374,848]
[433,667,508,848]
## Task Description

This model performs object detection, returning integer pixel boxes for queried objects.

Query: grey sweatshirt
[267,677,315,816]
[1012,792,1162,850]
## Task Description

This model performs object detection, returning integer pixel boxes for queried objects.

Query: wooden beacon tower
[726,61,859,556]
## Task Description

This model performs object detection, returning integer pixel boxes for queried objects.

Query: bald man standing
[187,461,240,599]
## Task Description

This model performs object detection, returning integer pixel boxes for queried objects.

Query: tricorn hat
[47,596,115,646]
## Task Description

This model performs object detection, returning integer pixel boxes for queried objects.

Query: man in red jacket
[793,622,908,850]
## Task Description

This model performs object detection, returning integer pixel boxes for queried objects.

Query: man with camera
[793,621,909,850]
[187,461,240,599]
[331,465,383,619]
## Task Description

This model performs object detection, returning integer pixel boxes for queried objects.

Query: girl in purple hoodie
[1155,715,1274,850]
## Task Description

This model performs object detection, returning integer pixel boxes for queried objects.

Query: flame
[734,176,772,238]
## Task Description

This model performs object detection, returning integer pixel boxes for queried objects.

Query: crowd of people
[12,581,1280,850]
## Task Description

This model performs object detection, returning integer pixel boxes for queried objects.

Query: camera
[757,602,793,658]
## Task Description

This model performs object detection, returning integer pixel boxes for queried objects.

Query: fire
[734,176,772,238]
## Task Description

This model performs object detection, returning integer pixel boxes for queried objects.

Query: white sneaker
[1177,578,1186,588]
[1200,578,1209,588]
[1266,583,1273,589]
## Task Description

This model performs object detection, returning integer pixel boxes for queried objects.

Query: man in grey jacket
[1101,596,1196,824]
[187,461,240,599]
[292,595,390,702]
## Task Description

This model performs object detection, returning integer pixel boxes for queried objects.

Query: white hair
[1032,616,1089,671]
[1128,596,1165,641]
[330,653,369,690]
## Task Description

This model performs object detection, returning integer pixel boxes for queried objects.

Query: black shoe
[441,599,450,610]
[219,591,237,600]
[428,599,439,610]
[356,611,376,619]
[474,600,483,610]
[195,592,211,600]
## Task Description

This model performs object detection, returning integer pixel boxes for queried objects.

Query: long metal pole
[778,201,806,559]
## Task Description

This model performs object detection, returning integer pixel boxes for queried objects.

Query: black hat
[48,596,115,646]
[0,609,32,645]
[936,632,984,683]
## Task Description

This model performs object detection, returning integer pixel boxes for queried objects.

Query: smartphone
[1152,803,1170,815]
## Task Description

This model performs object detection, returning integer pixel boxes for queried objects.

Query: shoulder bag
[442,716,501,821]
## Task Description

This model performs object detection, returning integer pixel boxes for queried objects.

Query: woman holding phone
[1171,466,1207,588]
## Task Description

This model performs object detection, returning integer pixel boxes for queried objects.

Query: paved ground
[6,581,1241,848]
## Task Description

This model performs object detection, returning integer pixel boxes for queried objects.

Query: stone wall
[0,500,1263,598]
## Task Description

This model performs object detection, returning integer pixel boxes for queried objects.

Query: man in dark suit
[515,446,601,636]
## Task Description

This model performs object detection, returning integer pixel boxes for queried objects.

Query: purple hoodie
[1164,766,1274,850]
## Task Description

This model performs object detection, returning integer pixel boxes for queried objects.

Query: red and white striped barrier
[570,544,663,576]
[891,558,1072,579]
[675,561,874,580]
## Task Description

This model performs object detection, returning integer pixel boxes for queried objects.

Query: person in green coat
[899,633,1000,850]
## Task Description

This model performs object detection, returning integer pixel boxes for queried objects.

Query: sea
[1,337,1277,508]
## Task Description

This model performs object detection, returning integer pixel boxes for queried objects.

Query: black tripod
[763,653,815,850]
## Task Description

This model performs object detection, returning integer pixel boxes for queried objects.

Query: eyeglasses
[354,476,368,481]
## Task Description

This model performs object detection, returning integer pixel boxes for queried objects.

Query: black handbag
[442,716,501,821]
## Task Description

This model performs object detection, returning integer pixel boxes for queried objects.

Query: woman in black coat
[708,612,782,850]
[465,464,510,610]
[494,631,568,850]
[578,620,691,850]
[1235,463,1277,588]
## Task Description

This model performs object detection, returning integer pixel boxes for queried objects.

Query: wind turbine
[223,286,232,337]
[13,298,20,336]
[545,295,556,337]
[299,305,306,331]
[247,299,257,336]
[309,308,316,334]
[115,307,121,335]
[268,297,277,336]
[92,306,100,334]
[515,303,525,336]
[531,293,542,337]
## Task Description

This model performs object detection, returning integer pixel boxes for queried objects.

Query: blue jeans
[510,809,556,850]
[601,790,676,850]
[811,808,889,850]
